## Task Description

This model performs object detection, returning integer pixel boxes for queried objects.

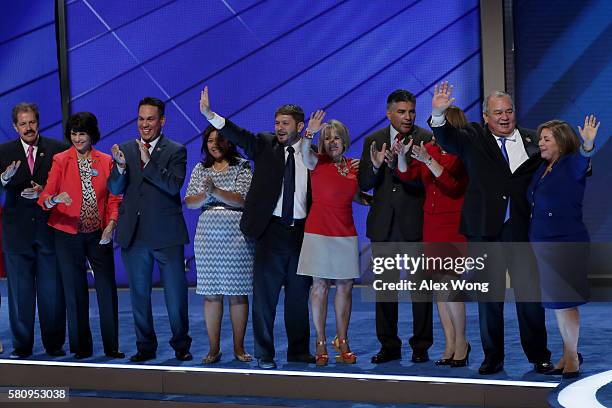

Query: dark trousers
[5,242,65,354]
[121,244,191,354]
[470,221,550,364]
[374,218,433,354]
[55,229,119,354]
[252,217,311,360]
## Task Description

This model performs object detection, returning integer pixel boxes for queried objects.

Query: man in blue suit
[108,97,192,362]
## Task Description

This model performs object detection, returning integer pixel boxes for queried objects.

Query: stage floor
[0,279,610,407]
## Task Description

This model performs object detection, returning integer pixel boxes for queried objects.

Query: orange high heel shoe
[315,339,329,366]
[332,336,357,364]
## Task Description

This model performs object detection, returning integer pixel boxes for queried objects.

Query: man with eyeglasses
[428,83,552,375]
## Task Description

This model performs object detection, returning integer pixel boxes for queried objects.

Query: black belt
[271,215,306,226]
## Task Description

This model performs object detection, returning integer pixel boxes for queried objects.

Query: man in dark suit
[0,103,66,358]
[358,89,433,364]
[199,87,313,369]
[108,97,192,362]
[429,82,552,374]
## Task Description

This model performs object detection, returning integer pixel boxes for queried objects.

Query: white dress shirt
[493,128,529,173]
[206,112,308,220]
[431,113,529,173]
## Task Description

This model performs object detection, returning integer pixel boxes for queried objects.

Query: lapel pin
[525,137,532,143]
[39,152,45,157]
[156,147,162,151]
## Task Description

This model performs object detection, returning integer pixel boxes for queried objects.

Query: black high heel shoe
[450,344,471,368]
[544,353,583,376]
[435,354,454,366]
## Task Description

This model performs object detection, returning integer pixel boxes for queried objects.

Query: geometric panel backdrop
[514,0,612,242]
[61,0,480,285]
[0,2,63,141]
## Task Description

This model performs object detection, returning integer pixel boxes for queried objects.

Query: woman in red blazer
[395,106,470,368]
[38,112,123,360]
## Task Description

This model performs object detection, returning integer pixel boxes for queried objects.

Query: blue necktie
[499,137,510,222]
[281,145,295,226]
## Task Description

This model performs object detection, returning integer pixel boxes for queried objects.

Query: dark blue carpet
[2,278,612,406]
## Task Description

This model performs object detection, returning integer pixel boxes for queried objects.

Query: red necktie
[140,142,152,169]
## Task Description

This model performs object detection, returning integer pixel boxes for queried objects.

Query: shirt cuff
[580,144,595,157]
[430,113,446,127]
[207,112,226,130]
[0,175,8,186]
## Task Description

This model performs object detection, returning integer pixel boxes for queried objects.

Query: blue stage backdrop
[0,1,481,286]
[514,0,612,243]
[0,2,63,141]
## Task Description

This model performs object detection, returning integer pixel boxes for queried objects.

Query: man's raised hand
[200,86,214,120]
[111,144,126,167]
[432,81,455,116]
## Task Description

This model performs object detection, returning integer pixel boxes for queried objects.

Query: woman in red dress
[297,112,370,366]
[395,106,470,367]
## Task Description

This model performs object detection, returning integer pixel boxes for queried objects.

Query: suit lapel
[150,134,166,163]
[518,127,539,158]
[483,126,512,174]
[32,136,49,177]
[10,139,31,181]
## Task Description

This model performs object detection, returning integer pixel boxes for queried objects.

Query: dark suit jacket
[430,120,542,240]
[107,134,189,249]
[0,136,67,253]
[358,125,432,242]
[219,120,311,240]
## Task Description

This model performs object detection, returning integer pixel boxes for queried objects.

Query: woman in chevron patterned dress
[185,125,254,365]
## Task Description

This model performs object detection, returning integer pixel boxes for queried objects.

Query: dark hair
[536,120,581,158]
[445,105,468,129]
[138,97,165,117]
[200,125,241,167]
[12,102,39,124]
[274,104,304,125]
[386,89,416,109]
[65,112,101,145]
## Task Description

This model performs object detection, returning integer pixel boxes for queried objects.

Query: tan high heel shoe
[315,339,329,366]
[332,336,357,364]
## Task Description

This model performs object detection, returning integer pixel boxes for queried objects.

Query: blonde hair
[317,119,350,157]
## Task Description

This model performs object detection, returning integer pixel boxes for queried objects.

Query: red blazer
[38,146,121,234]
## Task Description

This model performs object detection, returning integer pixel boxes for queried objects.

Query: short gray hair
[482,91,515,114]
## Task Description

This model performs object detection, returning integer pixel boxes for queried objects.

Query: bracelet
[304,129,316,139]
[49,195,57,206]
[425,157,433,167]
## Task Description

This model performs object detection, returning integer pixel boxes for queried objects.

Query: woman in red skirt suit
[395,106,470,367]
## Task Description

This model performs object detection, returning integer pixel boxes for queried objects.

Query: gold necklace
[334,157,349,177]
[212,161,229,172]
